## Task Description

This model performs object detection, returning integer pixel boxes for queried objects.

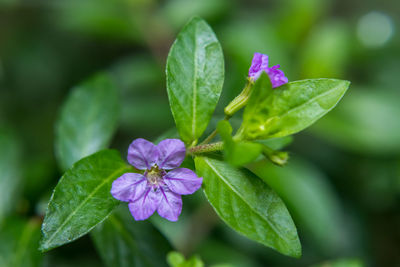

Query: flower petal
[164,168,203,195]
[156,139,186,169]
[266,65,288,88]
[128,188,161,221]
[127,138,159,170]
[157,188,182,221]
[248,53,269,80]
[111,173,147,202]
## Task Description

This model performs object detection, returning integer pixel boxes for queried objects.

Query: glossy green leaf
[167,251,204,267]
[40,150,133,252]
[248,158,344,253]
[217,120,262,166]
[241,73,350,140]
[166,17,224,145]
[55,73,119,170]
[0,129,22,221]
[0,217,42,267]
[91,207,172,267]
[194,157,301,257]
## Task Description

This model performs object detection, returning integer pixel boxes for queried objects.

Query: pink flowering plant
[39,16,350,262]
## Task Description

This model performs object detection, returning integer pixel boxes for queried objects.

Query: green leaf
[217,120,262,166]
[91,207,172,267]
[166,17,224,145]
[167,251,204,267]
[55,73,119,170]
[40,150,133,252]
[241,73,350,140]
[0,217,42,267]
[0,128,22,222]
[194,157,301,257]
[248,158,344,253]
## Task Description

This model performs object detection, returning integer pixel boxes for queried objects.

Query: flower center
[145,165,165,186]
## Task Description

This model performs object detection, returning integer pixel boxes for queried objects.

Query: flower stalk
[262,145,289,166]
[200,79,253,145]
[224,78,254,118]
[189,142,224,155]
[200,53,289,146]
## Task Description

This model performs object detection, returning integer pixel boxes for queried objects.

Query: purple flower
[248,52,288,88]
[111,138,203,221]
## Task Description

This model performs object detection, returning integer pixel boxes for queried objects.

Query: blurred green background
[0,0,399,266]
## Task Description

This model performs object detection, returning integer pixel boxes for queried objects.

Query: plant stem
[189,142,223,155]
[200,129,218,145]
[200,115,230,145]
[200,79,253,145]
[224,78,253,117]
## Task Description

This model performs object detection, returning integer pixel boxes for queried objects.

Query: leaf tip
[292,250,302,259]
[38,239,50,253]
[288,234,303,258]
[186,15,204,24]
[343,79,351,89]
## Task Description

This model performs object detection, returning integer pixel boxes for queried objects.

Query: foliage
[92,207,172,267]
[1,1,398,266]
[195,157,301,257]
[40,150,133,251]
[55,74,119,171]
[166,17,224,145]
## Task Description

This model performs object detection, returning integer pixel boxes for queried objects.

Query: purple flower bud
[248,53,288,88]
[248,53,269,80]
[111,138,203,221]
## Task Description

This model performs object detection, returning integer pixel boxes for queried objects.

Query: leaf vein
[192,24,198,140]
[43,165,130,247]
[272,85,343,122]
[203,158,289,244]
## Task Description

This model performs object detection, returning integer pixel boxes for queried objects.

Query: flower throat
[145,165,165,185]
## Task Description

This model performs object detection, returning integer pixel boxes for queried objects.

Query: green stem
[189,142,223,155]
[200,115,230,145]
[200,79,253,145]
[200,129,218,145]
[224,78,254,117]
